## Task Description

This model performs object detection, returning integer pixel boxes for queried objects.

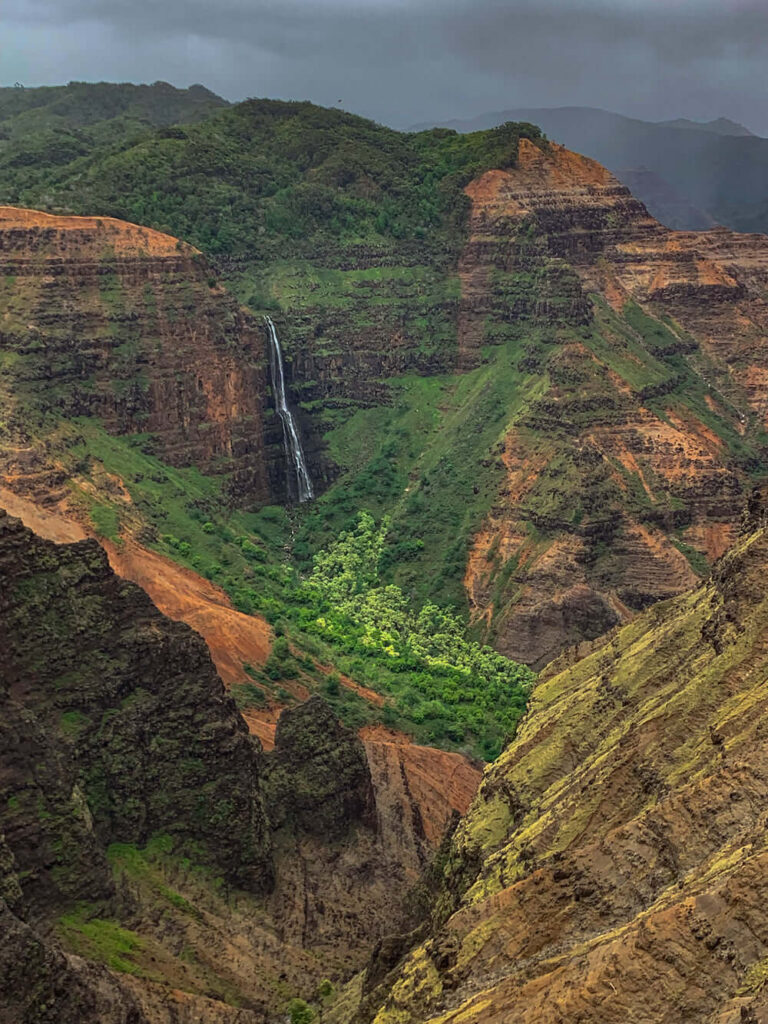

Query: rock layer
[460,140,768,665]
[0,206,282,503]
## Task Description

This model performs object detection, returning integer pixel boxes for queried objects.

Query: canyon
[0,509,480,1023]
[349,515,768,1024]
[2,86,768,1023]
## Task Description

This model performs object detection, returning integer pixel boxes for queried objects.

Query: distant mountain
[616,167,717,230]
[413,106,768,234]
[656,115,755,136]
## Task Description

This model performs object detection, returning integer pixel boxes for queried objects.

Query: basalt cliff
[0,205,313,508]
[3,105,768,669]
[453,139,768,666]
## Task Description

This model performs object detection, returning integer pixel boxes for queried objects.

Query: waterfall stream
[264,316,314,503]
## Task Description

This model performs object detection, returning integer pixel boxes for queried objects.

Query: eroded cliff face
[459,139,768,665]
[354,523,768,1024]
[0,507,281,1022]
[0,206,287,504]
[0,509,272,899]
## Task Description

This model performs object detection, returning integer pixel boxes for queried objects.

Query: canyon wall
[0,207,286,504]
[353,520,768,1024]
[456,140,768,664]
[0,507,480,1022]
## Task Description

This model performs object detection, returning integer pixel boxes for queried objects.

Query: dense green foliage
[293,513,534,758]
[2,94,542,255]
[0,81,227,205]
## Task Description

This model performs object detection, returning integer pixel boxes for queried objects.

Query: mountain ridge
[413,104,768,234]
[347,516,768,1023]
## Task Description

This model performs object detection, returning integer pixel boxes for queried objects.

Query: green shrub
[288,999,314,1024]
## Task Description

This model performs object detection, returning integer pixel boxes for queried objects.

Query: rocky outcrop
[265,695,377,838]
[0,206,289,504]
[458,140,768,665]
[0,507,483,1022]
[0,509,272,901]
[352,525,768,1024]
[261,704,481,976]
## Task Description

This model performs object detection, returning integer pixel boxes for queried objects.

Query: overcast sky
[4,0,768,133]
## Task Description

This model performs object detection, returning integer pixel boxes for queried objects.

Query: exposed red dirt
[0,487,272,686]
[361,725,483,847]
[0,205,191,256]
[103,541,272,685]
[240,706,284,751]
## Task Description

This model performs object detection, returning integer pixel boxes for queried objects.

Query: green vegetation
[88,501,121,542]
[57,904,147,976]
[297,336,547,607]
[3,98,542,257]
[0,81,227,205]
[57,417,532,757]
[294,512,534,758]
[288,998,315,1024]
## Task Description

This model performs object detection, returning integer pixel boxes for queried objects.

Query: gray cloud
[3,0,768,132]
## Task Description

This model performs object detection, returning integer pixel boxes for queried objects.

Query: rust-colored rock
[0,205,280,504]
[460,140,768,665]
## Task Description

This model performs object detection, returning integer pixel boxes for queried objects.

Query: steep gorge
[4,102,768,669]
[0,510,479,1023]
[3,87,768,1024]
[452,140,768,665]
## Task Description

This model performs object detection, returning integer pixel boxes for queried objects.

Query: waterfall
[264,315,314,503]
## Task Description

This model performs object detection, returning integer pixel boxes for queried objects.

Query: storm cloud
[4,0,768,132]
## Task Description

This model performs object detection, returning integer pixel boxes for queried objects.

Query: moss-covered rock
[265,695,376,839]
[0,509,272,906]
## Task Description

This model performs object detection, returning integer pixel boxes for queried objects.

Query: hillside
[350,515,768,1024]
[420,105,768,234]
[2,94,768,677]
[0,81,228,207]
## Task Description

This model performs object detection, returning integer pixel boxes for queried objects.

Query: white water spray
[264,316,314,503]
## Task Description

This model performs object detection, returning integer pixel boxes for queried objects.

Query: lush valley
[4,87,768,672]
[3,81,768,1023]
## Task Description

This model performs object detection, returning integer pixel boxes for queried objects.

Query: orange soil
[515,138,615,186]
[0,205,190,256]
[0,486,87,544]
[240,706,284,751]
[104,541,272,684]
[361,725,483,846]
[0,487,272,686]
[684,520,737,562]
